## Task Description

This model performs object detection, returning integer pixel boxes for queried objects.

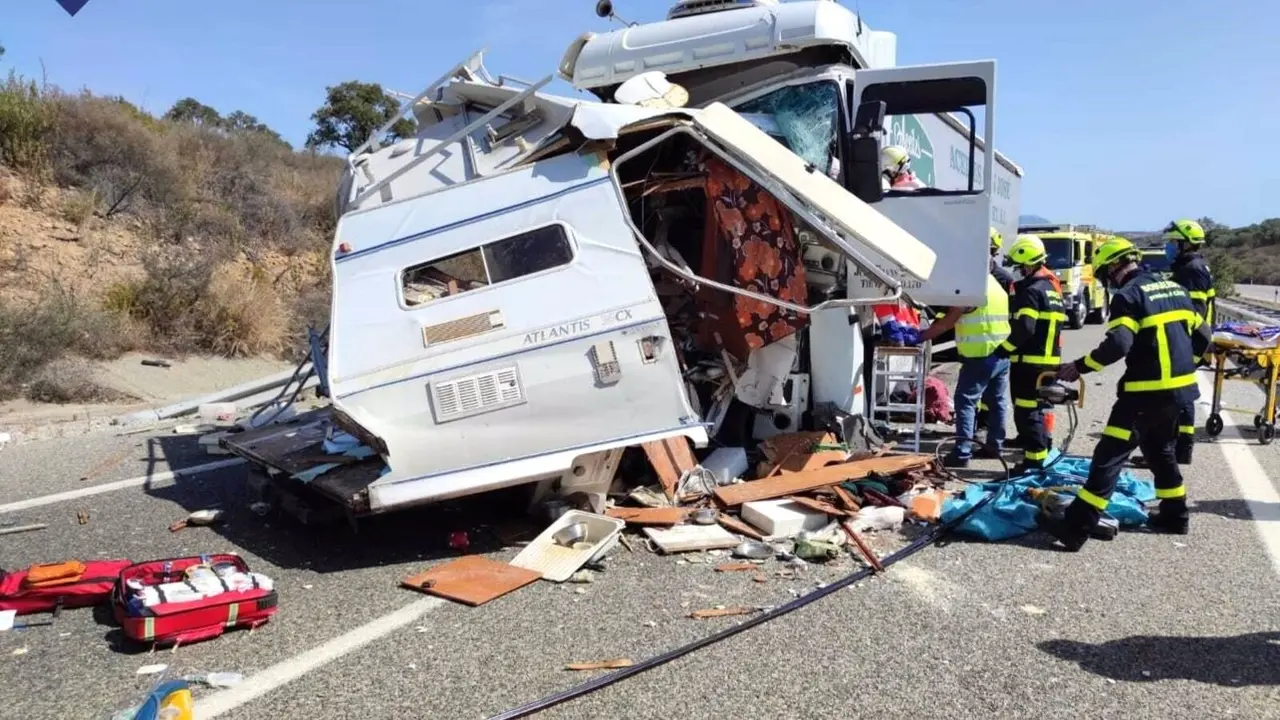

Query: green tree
[304,81,414,153]
[164,97,221,127]
[222,109,289,146]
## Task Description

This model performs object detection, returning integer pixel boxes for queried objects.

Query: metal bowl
[732,540,773,560]
[552,522,589,547]
[690,508,718,525]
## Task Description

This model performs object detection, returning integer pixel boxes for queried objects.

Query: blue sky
[4,0,1277,229]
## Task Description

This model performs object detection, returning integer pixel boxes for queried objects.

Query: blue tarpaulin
[940,450,1156,541]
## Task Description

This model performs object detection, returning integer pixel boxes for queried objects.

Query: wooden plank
[688,606,761,620]
[641,440,682,501]
[605,507,689,526]
[714,562,758,573]
[400,556,540,607]
[713,454,934,507]
[785,495,850,517]
[565,658,633,671]
[832,485,861,512]
[716,513,766,541]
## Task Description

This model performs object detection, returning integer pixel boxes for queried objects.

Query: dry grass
[0,72,345,399]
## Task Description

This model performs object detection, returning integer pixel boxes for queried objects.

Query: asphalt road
[1235,284,1280,306]
[3,325,1280,720]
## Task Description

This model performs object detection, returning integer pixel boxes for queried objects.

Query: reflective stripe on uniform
[1084,355,1105,372]
[1108,316,1140,333]
[1179,425,1195,435]
[956,275,1013,358]
[1156,485,1187,499]
[1102,425,1132,441]
[1123,373,1197,392]
[1024,448,1049,461]
[1015,355,1060,365]
[1077,488,1109,510]
[1120,308,1200,392]
[1014,398,1039,409]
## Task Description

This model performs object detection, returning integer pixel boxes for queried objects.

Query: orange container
[1044,411,1056,433]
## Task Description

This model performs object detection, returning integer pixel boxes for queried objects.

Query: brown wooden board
[641,438,696,500]
[785,495,850,517]
[713,454,934,507]
[605,507,690,526]
[400,556,541,607]
[716,513,766,541]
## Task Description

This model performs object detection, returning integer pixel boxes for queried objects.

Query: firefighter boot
[1039,498,1096,552]
[1147,499,1190,535]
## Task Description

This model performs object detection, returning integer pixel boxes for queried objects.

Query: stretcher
[1204,323,1280,445]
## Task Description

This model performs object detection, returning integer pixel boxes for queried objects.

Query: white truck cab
[561,0,1024,308]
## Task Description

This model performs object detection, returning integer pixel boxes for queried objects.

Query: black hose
[483,484,1005,720]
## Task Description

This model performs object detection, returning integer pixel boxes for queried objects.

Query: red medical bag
[0,559,132,615]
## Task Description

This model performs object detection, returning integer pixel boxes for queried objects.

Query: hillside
[0,71,343,402]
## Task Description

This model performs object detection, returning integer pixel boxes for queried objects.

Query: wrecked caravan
[224,53,933,518]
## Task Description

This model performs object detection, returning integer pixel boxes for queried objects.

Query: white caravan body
[321,55,935,513]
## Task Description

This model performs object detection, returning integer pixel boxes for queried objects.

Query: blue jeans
[953,354,1009,458]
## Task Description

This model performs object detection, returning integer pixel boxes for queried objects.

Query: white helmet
[881,145,910,176]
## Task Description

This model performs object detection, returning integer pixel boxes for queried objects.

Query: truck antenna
[595,0,636,27]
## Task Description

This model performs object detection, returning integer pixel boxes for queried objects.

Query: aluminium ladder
[870,344,931,452]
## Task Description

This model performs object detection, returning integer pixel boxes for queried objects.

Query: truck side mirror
[846,100,886,204]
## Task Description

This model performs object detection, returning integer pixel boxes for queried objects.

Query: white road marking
[1196,374,1280,576]
[194,597,446,719]
[0,458,245,514]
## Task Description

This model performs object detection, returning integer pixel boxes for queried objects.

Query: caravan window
[400,224,574,307]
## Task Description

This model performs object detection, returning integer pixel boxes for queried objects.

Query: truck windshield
[1141,250,1172,272]
[1042,238,1074,270]
[733,81,840,176]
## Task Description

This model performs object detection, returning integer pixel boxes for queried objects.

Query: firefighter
[1133,219,1214,467]
[992,235,1065,473]
[917,272,1011,468]
[1049,236,1212,551]
[977,227,1016,433]
[881,145,924,190]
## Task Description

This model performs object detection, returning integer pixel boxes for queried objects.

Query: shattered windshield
[733,81,841,175]
[1042,238,1074,270]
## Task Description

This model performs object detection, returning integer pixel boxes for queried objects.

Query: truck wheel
[1068,299,1086,330]
[1087,294,1109,324]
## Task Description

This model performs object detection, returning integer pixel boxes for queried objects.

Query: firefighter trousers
[1010,363,1052,468]
[1176,398,1196,460]
[1065,394,1187,530]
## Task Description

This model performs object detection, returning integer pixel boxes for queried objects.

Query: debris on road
[687,606,763,620]
[564,658,633,671]
[168,509,224,532]
[76,510,90,525]
[401,556,541,606]
[135,664,168,676]
[0,523,47,537]
[140,359,172,368]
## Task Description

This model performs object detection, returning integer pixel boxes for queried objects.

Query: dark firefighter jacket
[1074,270,1212,403]
[1172,251,1216,325]
[993,268,1065,366]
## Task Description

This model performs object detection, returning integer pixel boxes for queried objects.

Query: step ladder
[870,344,930,451]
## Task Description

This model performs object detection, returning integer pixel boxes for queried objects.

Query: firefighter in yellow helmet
[991,235,1065,474]
[1049,237,1212,551]
[1132,218,1213,468]
[880,145,923,191]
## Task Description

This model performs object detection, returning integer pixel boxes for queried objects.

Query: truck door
[845,61,997,308]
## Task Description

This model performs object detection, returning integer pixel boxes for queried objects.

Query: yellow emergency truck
[1016,223,1110,329]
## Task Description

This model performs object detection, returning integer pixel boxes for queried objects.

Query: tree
[304,81,414,153]
[222,110,289,146]
[164,97,222,127]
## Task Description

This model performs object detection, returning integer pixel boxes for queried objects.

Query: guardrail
[1216,298,1279,325]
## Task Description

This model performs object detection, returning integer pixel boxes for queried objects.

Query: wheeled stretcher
[1204,323,1280,445]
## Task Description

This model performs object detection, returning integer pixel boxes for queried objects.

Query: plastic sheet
[940,451,1156,541]
[1212,321,1280,350]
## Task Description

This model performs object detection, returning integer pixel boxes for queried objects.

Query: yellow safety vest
[955,275,1011,359]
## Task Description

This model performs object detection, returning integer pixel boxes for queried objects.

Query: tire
[1256,414,1265,429]
[1087,291,1109,324]
[1206,413,1224,438]
[1261,423,1276,446]
[1068,297,1086,330]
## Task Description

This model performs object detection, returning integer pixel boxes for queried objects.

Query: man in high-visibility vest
[1050,237,1212,551]
[992,235,1066,474]
[1132,218,1214,468]
[918,275,1012,468]
[976,227,1016,433]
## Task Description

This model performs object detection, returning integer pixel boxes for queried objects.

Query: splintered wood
[642,437,698,500]
[400,556,540,607]
[605,507,689,526]
[714,454,934,507]
[758,432,847,477]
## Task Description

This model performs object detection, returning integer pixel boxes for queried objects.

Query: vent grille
[421,311,505,347]
[430,366,524,422]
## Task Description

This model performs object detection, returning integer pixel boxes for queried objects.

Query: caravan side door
[846,61,997,307]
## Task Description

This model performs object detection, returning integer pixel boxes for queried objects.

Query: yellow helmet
[880,145,909,174]
[1163,218,1206,245]
[989,226,1003,251]
[1007,234,1046,266]
[1091,235,1139,275]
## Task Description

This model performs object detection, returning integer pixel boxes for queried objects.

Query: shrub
[0,71,56,172]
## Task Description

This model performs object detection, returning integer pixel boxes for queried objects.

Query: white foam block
[741,499,830,538]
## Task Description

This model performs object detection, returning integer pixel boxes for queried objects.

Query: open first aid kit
[0,559,133,615]
[112,553,278,646]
